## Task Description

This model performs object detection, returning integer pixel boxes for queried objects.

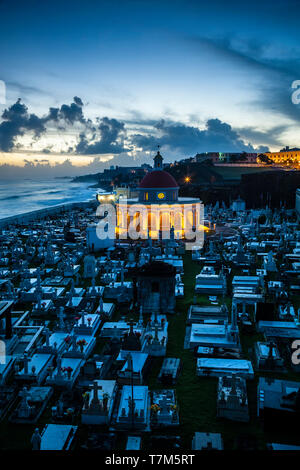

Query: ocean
[0,178,99,219]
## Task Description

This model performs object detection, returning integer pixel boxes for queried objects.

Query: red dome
[139,170,179,189]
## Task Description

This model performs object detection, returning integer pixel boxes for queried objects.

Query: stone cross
[90,380,101,407]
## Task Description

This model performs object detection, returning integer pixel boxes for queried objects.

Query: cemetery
[0,180,300,451]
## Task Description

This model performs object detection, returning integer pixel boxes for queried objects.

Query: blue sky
[0,0,300,177]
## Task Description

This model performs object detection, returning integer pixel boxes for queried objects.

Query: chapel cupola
[138,149,179,203]
[154,150,163,169]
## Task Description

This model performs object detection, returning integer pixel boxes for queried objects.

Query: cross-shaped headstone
[90,380,102,407]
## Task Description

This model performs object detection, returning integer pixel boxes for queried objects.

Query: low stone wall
[0,200,97,229]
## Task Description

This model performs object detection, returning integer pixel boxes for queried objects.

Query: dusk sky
[1,0,300,177]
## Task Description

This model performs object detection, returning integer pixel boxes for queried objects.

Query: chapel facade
[116,150,201,240]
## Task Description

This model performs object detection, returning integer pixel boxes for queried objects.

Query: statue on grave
[56,355,63,377]
[31,428,42,450]
[19,387,32,419]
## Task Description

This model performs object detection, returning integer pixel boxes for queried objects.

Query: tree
[257,154,272,165]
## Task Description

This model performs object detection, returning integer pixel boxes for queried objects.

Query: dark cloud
[0,98,46,151]
[46,107,59,121]
[235,125,287,149]
[0,97,89,152]
[73,96,83,106]
[46,97,85,125]
[131,118,267,154]
[0,95,271,156]
[75,117,127,154]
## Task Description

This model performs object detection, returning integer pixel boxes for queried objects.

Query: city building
[265,147,300,166]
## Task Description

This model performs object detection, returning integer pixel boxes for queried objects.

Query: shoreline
[0,199,97,229]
